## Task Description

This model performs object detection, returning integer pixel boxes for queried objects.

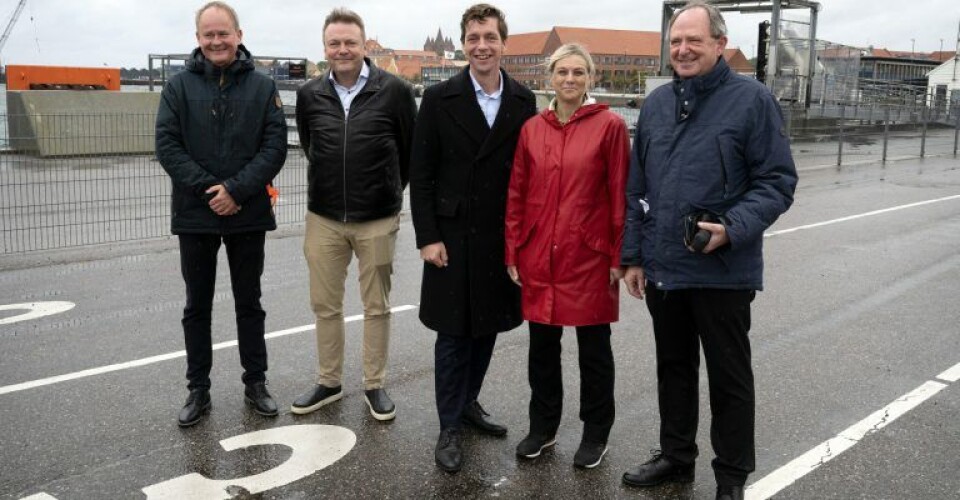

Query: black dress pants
[434,332,497,430]
[527,322,615,443]
[644,285,755,486]
[178,232,268,390]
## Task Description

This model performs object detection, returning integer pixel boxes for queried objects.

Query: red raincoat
[505,103,630,326]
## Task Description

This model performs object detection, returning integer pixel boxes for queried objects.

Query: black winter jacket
[156,45,287,235]
[295,59,417,222]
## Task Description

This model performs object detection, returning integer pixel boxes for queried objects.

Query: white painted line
[765,194,960,237]
[745,380,949,500]
[0,301,76,325]
[0,305,419,397]
[936,362,960,382]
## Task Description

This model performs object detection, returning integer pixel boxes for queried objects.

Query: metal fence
[1,94,959,255]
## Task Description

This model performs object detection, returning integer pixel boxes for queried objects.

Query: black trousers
[178,232,268,390]
[644,285,755,486]
[434,332,497,430]
[528,322,615,443]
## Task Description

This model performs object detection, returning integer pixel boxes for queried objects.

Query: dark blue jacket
[156,45,287,235]
[621,58,797,290]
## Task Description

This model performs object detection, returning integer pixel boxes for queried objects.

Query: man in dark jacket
[290,8,416,422]
[156,1,286,427]
[620,2,797,499]
[410,3,537,473]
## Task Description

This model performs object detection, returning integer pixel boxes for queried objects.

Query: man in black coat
[410,3,537,473]
[156,1,287,427]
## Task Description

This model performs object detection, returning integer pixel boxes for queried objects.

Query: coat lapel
[476,73,529,161]
[441,68,489,148]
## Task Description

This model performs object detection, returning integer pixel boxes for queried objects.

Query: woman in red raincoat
[505,43,630,469]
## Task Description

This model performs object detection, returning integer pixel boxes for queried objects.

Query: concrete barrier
[6,91,160,157]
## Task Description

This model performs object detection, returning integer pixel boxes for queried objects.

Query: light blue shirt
[469,69,504,128]
[329,61,370,117]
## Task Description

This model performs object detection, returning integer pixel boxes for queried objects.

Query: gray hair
[669,0,727,39]
[196,1,240,31]
[546,43,596,76]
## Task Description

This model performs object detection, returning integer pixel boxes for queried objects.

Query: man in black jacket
[291,8,416,422]
[156,1,287,427]
[410,3,537,472]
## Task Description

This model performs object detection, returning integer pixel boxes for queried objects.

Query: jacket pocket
[716,135,747,200]
[579,224,612,256]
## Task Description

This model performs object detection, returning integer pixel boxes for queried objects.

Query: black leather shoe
[622,450,694,487]
[516,433,557,459]
[462,400,507,436]
[573,439,609,469]
[435,428,463,473]
[364,388,396,421]
[290,384,342,415]
[244,381,278,417]
[716,485,744,500]
[177,388,211,427]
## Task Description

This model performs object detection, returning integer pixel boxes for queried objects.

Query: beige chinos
[303,211,399,390]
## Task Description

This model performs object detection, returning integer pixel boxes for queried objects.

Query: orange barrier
[5,65,121,91]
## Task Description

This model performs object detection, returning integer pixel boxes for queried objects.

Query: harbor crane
[0,0,27,56]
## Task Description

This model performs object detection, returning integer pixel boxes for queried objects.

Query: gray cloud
[0,0,956,68]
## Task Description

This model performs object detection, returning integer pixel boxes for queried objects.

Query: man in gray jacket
[291,7,416,421]
[620,2,797,499]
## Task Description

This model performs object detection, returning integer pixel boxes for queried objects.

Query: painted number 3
[22,425,357,500]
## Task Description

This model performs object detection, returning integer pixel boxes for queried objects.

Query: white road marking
[0,301,75,325]
[142,425,355,500]
[746,379,950,500]
[765,194,960,237]
[936,362,960,382]
[0,305,418,397]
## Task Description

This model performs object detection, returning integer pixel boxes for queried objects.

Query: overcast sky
[1,0,958,68]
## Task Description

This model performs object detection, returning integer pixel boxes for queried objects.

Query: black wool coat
[410,68,537,337]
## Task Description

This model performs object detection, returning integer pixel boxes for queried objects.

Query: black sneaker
[290,384,342,415]
[177,388,211,427]
[573,440,608,469]
[364,388,396,421]
[516,433,557,459]
[244,381,278,417]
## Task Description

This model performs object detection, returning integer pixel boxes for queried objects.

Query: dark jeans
[434,332,498,430]
[528,322,615,443]
[645,285,756,486]
[178,232,268,390]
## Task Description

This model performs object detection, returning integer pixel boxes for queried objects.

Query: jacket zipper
[342,113,349,222]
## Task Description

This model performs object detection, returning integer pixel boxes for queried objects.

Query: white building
[926,57,960,108]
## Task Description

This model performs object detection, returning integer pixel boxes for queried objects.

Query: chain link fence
[1,85,958,255]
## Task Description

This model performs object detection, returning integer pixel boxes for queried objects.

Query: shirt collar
[469,69,504,99]
[329,60,370,89]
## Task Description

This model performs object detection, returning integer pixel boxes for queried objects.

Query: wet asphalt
[1,155,960,499]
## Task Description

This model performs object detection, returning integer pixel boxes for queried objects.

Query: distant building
[859,48,947,85]
[502,26,661,91]
[424,28,456,57]
[723,48,754,75]
[927,57,960,108]
[365,39,441,82]
[422,59,469,87]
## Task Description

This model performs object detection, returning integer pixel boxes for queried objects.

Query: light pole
[911,38,915,58]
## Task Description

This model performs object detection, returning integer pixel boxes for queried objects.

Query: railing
[1,96,959,255]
